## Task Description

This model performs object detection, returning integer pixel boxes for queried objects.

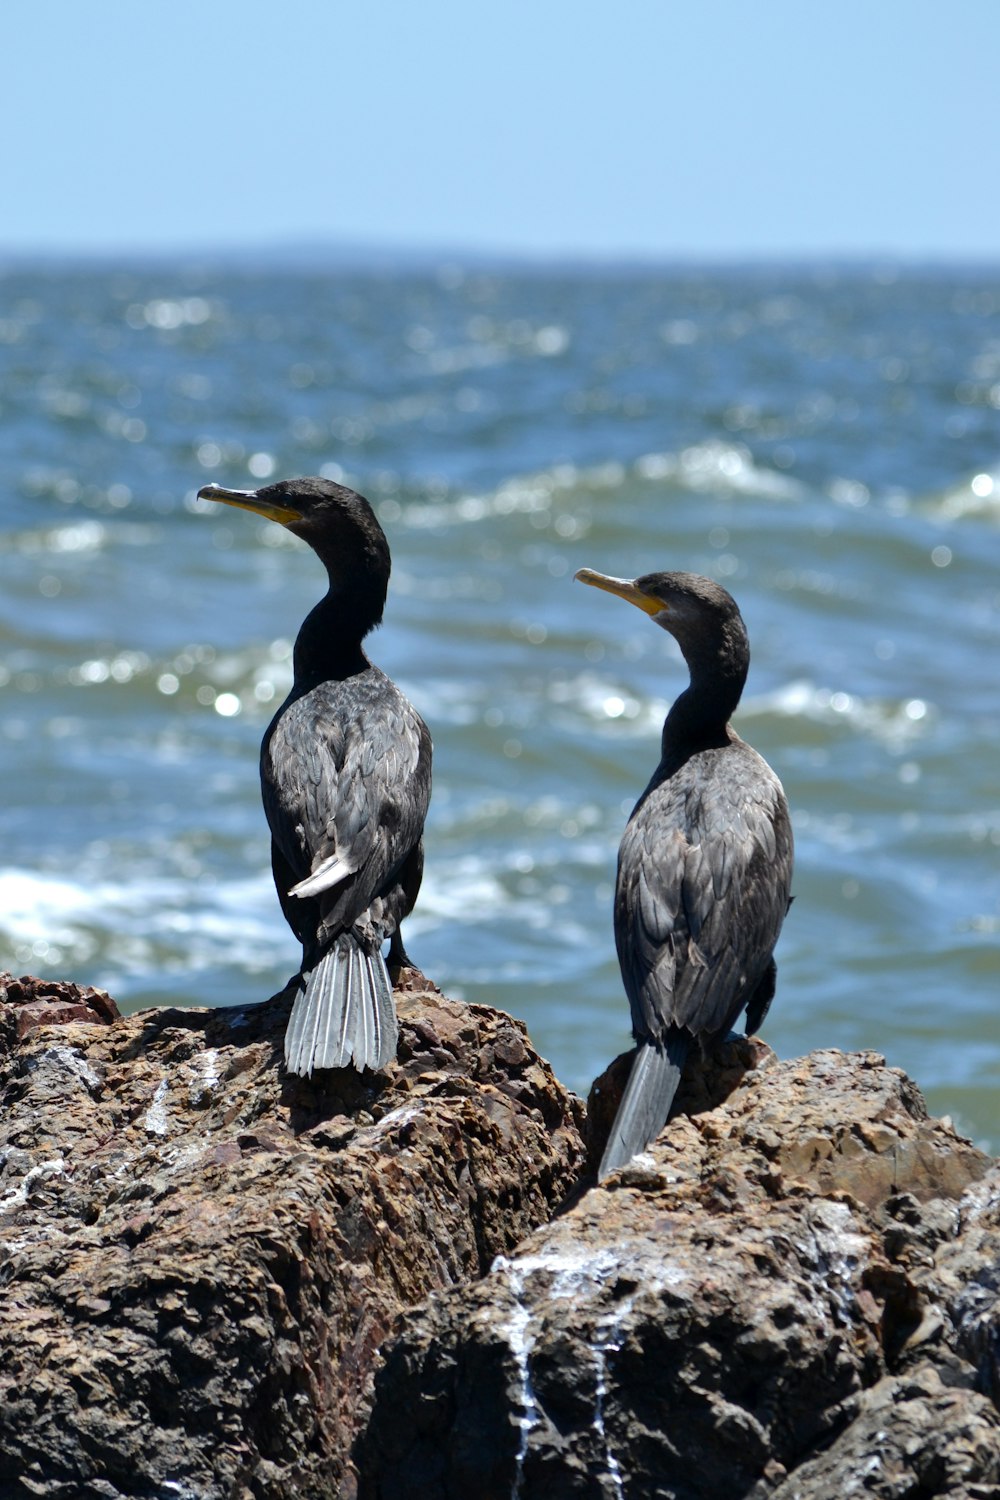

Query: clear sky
[7,0,999,260]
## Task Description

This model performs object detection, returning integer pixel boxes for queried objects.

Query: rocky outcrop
[0,972,585,1499]
[3,974,1000,1500]
[359,1044,1000,1500]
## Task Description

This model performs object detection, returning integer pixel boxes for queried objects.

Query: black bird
[199,477,431,1076]
[575,568,793,1179]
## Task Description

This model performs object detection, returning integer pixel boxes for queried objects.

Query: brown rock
[358,1048,999,1500]
[0,975,585,1499]
[0,971,120,1045]
[5,969,998,1500]
[767,1371,1000,1500]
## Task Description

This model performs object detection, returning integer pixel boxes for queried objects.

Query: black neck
[661,622,748,757]
[291,580,382,686]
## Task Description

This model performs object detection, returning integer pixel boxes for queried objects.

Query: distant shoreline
[1,242,998,275]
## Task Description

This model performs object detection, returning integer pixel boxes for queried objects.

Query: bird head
[574,568,748,677]
[198,476,391,611]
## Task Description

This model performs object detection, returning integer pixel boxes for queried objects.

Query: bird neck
[291,584,381,685]
[662,628,748,752]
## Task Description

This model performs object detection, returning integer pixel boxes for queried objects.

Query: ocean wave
[388,440,802,534]
[635,441,804,499]
[929,468,1000,521]
[545,671,665,737]
[743,679,934,750]
[0,867,281,979]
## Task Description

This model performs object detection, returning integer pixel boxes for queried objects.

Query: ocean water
[1,257,998,1146]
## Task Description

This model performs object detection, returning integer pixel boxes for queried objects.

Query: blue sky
[7,1,999,259]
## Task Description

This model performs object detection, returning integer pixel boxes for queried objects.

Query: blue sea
[1,255,998,1145]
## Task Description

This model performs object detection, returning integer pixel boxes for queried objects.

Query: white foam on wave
[547,671,665,737]
[0,836,610,995]
[399,464,589,531]
[0,867,281,978]
[449,662,935,756]
[402,840,612,984]
[636,440,804,500]
[396,442,801,535]
[742,679,934,750]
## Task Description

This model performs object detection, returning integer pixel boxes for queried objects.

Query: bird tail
[598,1030,690,1180]
[284,934,398,1076]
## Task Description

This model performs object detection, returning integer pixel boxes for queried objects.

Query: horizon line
[1,236,998,272]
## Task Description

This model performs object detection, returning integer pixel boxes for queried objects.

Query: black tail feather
[284,934,398,1076]
[598,1030,690,1180]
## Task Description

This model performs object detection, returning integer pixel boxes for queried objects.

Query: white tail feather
[284,935,398,1076]
[288,851,353,900]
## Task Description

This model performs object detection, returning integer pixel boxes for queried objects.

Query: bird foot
[388,962,439,995]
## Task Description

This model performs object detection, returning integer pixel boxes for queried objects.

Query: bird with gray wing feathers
[575,569,793,1179]
[198,477,431,1077]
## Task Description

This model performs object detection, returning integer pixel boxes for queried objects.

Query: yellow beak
[574,568,665,617]
[197,484,302,525]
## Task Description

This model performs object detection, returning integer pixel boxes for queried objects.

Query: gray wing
[615,742,793,1045]
[261,669,431,943]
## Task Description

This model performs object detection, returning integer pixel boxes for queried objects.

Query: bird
[574,568,793,1179]
[198,476,432,1076]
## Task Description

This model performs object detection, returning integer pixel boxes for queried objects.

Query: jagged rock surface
[359,1044,1000,1500]
[0,972,586,1500]
[5,972,1000,1500]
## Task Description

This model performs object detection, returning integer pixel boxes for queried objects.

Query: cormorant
[574,568,793,1179]
[199,476,431,1076]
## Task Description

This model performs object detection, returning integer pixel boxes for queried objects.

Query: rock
[5,972,1000,1500]
[358,1047,1000,1500]
[0,971,120,1045]
[767,1371,1000,1500]
[0,974,586,1499]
